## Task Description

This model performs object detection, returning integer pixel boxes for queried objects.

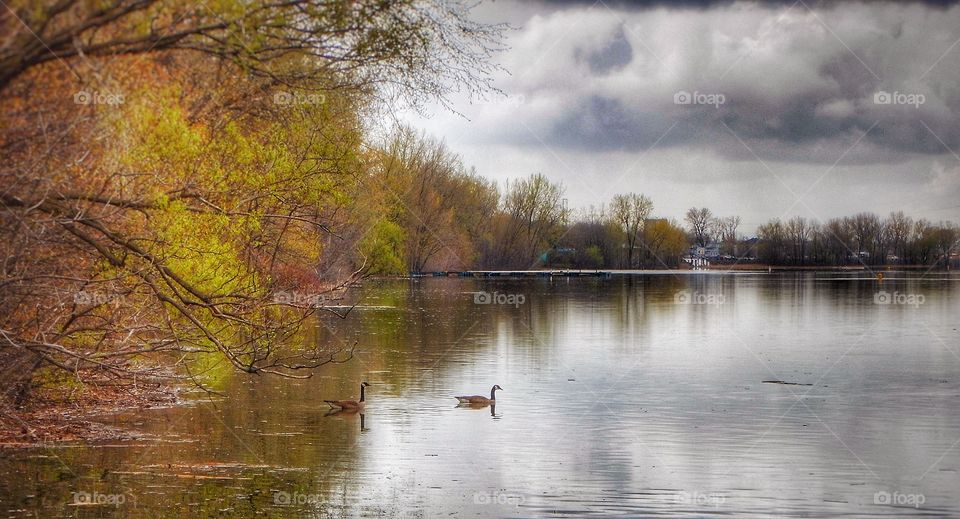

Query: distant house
[688,242,721,259]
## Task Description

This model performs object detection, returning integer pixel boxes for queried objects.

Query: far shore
[409,264,952,277]
[697,263,950,271]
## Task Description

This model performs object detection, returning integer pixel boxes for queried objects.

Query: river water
[2,272,959,517]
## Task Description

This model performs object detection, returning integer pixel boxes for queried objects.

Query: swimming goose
[455,385,502,405]
[325,382,371,410]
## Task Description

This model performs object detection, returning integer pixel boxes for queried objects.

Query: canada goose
[325,382,371,410]
[455,384,502,405]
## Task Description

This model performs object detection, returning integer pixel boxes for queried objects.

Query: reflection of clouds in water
[3,276,959,516]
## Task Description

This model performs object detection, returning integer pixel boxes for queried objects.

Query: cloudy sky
[400,0,960,234]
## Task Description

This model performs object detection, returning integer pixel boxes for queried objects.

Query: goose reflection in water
[323,407,369,432]
[454,402,500,418]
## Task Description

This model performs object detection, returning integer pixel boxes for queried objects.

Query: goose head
[359,381,372,402]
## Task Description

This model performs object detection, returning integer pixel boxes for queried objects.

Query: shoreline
[0,381,179,447]
[404,264,952,278]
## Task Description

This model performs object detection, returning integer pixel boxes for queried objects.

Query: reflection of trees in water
[4,275,958,517]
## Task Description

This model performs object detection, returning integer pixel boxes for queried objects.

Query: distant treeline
[348,132,959,272]
[753,213,958,267]
[336,129,688,273]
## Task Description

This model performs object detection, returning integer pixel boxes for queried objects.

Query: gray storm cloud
[483,2,960,163]
[402,1,960,227]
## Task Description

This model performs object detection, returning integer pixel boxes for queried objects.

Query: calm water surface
[2,273,960,517]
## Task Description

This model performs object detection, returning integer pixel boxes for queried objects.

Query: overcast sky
[401,0,960,234]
